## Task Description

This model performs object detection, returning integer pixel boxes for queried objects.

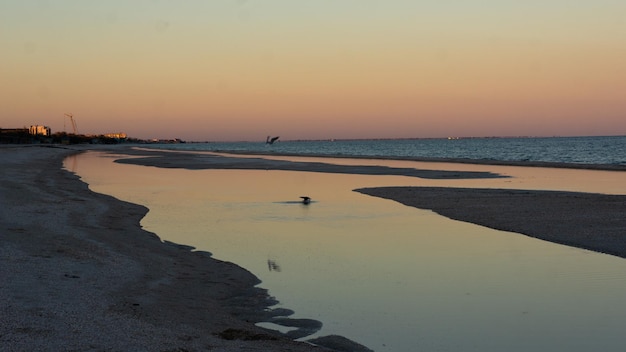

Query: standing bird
[300,196,311,205]
[266,136,280,144]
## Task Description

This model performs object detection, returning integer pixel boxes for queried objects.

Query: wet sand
[2,145,625,351]
[113,147,505,179]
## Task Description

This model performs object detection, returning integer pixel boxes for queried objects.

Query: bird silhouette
[266,136,280,144]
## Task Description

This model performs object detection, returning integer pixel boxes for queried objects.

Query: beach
[1,145,353,352]
[2,145,625,351]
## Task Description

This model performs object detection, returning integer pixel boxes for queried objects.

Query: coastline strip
[114,148,506,179]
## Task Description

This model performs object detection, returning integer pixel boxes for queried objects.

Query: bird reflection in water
[267,259,282,272]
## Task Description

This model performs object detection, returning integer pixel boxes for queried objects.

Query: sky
[1,0,625,141]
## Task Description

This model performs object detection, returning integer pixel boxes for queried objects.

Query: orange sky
[1,1,625,141]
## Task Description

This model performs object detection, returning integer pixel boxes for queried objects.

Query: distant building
[29,125,51,136]
[104,132,127,139]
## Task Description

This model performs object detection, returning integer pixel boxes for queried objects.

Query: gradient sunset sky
[1,1,625,141]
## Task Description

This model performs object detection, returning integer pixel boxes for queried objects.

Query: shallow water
[67,152,626,352]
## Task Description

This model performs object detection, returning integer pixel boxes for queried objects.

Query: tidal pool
[67,151,626,352]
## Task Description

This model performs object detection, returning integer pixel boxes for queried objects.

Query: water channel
[66,151,626,352]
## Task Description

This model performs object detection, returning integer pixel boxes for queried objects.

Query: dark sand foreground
[1,146,372,352]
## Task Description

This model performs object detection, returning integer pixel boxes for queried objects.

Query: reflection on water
[67,151,626,352]
[267,259,282,272]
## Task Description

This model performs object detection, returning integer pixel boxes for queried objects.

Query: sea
[70,135,626,352]
[148,135,626,166]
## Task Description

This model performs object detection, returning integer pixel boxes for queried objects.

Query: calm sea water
[150,136,625,165]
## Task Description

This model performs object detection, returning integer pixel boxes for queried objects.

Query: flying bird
[266,136,280,144]
[300,196,311,205]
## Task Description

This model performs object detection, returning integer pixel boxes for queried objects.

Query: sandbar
[355,187,626,259]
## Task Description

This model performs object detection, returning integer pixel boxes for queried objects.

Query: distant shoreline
[183,134,626,143]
